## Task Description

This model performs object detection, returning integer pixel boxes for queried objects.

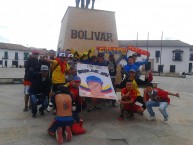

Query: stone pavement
[0,76,193,145]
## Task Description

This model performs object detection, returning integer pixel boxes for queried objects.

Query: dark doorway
[189,63,192,73]
[12,61,18,68]
[170,65,176,73]
[158,65,164,73]
[5,61,7,67]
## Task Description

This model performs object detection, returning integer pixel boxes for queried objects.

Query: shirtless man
[47,86,74,144]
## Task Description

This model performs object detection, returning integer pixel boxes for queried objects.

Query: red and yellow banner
[97,46,128,55]
[97,46,150,56]
[127,45,150,56]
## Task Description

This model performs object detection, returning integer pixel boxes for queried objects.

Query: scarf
[55,58,66,73]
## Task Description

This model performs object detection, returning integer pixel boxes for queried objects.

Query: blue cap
[73,76,81,82]
[86,76,103,85]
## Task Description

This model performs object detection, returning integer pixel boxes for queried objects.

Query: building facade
[0,42,31,68]
[119,40,192,74]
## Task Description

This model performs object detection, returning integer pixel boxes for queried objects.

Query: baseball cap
[68,54,74,58]
[129,69,136,73]
[40,65,49,71]
[32,50,39,55]
[73,76,81,82]
[59,52,66,57]
[86,76,103,85]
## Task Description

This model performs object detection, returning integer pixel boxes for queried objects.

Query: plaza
[0,68,193,145]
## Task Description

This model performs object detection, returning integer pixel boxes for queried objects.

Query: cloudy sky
[0,0,193,50]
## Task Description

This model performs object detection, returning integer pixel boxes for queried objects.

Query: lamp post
[159,32,163,76]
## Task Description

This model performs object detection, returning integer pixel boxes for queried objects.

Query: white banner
[77,63,117,100]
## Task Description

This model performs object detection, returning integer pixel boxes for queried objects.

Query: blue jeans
[47,116,74,136]
[30,94,48,115]
[146,101,169,118]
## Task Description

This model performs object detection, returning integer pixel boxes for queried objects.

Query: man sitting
[29,65,51,118]
[118,80,144,120]
[47,86,74,144]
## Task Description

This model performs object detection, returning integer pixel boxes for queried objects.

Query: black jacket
[24,58,41,81]
[29,73,51,96]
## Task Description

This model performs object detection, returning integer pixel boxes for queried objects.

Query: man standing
[85,0,95,9]
[29,65,51,118]
[76,0,85,8]
[144,83,180,121]
[23,50,41,112]
[132,53,150,79]
[123,56,138,76]
[44,52,71,92]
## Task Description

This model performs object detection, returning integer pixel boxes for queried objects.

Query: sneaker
[56,127,63,144]
[118,117,124,121]
[164,117,169,122]
[149,116,156,121]
[23,107,29,112]
[118,114,124,121]
[32,114,36,118]
[65,126,72,142]
[39,109,44,116]
[39,110,44,116]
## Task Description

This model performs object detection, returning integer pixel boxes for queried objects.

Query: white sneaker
[149,116,156,121]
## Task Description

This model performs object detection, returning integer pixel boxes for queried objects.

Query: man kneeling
[118,80,144,120]
[47,86,74,144]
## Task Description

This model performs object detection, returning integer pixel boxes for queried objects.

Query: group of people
[23,49,180,144]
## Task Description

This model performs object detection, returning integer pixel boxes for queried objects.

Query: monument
[57,7,118,53]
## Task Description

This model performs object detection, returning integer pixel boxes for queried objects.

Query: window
[15,52,19,60]
[4,51,8,59]
[170,65,176,73]
[155,51,160,57]
[189,53,193,61]
[158,65,164,73]
[24,52,29,60]
[172,49,183,61]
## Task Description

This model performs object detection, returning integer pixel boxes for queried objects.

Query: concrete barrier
[0,78,24,84]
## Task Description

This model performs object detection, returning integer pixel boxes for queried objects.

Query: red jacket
[144,88,170,104]
[68,83,83,104]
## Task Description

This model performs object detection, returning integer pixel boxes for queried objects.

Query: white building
[119,40,192,74]
[0,42,31,68]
